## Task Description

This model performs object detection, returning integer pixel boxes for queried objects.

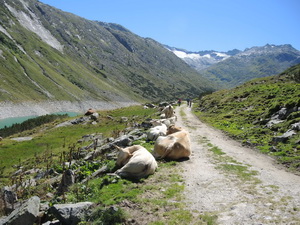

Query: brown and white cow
[115,145,158,179]
[153,125,191,160]
[84,108,96,116]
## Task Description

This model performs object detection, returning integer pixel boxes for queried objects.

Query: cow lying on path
[114,145,158,179]
[147,124,167,141]
[153,125,191,160]
[150,116,177,128]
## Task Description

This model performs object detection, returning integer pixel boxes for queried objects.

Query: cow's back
[116,147,157,179]
[153,130,191,160]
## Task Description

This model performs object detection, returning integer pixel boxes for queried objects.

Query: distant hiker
[189,99,192,108]
[178,98,182,106]
[187,99,190,106]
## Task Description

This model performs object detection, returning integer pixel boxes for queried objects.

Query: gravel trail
[175,104,300,224]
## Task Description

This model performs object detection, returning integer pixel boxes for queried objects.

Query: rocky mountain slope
[0,0,214,106]
[168,44,300,88]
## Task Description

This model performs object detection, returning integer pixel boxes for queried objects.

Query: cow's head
[115,145,132,166]
[167,125,183,135]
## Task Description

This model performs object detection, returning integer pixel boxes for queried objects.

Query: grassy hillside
[195,64,300,171]
[0,0,215,104]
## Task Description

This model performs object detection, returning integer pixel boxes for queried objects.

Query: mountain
[0,0,214,106]
[197,64,300,170]
[167,44,300,88]
[165,45,241,71]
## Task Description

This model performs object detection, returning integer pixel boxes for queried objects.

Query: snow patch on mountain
[168,47,231,71]
[215,52,229,58]
[173,50,202,59]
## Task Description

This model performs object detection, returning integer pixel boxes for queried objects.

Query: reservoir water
[0,112,80,129]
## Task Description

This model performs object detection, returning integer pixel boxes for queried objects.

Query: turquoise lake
[0,112,80,129]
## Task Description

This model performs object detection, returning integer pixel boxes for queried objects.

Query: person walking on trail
[178,98,182,106]
[189,99,192,108]
[187,99,190,106]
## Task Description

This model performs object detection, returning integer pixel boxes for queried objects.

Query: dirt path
[175,104,300,224]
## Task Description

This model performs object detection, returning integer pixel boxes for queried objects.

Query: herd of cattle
[114,104,191,179]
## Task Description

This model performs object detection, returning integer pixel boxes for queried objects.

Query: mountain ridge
[167,44,300,88]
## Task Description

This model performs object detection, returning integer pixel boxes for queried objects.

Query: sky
[39,0,300,52]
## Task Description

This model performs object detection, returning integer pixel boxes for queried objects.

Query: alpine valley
[1,0,300,119]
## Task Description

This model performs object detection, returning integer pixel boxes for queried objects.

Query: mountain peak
[240,44,299,57]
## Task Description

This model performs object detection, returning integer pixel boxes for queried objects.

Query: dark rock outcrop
[1,196,40,225]
[48,202,94,225]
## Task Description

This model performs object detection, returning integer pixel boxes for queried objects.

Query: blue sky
[39,0,300,52]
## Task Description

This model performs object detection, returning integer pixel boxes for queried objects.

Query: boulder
[120,117,128,123]
[57,170,75,195]
[159,102,169,107]
[71,117,90,125]
[90,112,99,120]
[140,121,152,129]
[272,130,297,144]
[2,186,18,214]
[269,146,280,152]
[266,119,284,128]
[291,122,300,131]
[145,103,156,108]
[84,143,114,160]
[1,196,40,225]
[127,128,147,140]
[48,202,94,225]
[277,106,299,120]
[56,117,91,127]
[278,108,288,119]
[112,135,134,147]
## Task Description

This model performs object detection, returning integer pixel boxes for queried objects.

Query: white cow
[150,116,177,128]
[115,145,158,179]
[147,124,167,141]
